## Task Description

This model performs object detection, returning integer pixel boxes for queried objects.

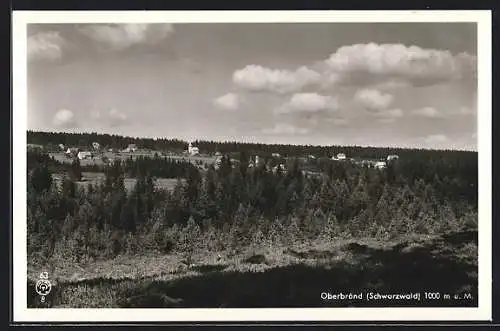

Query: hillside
[26,131,478,309]
[28,226,477,308]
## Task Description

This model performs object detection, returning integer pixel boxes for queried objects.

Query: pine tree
[229,203,249,251]
[62,177,76,198]
[322,213,339,240]
[185,167,201,202]
[30,165,53,194]
[219,154,232,178]
[110,190,127,230]
[69,158,82,181]
[285,216,302,246]
[178,217,201,258]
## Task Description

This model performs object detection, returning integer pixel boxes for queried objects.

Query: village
[28,140,400,178]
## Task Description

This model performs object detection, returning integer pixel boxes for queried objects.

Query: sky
[27,22,478,150]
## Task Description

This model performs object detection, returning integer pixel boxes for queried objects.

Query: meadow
[28,225,477,308]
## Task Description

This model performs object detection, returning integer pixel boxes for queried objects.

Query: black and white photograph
[13,10,492,322]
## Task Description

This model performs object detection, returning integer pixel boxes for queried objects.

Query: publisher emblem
[35,272,51,302]
[35,279,51,296]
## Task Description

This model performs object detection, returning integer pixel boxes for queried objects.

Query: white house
[375,161,387,169]
[77,151,93,160]
[272,153,281,158]
[58,144,65,151]
[387,154,399,161]
[92,142,101,151]
[66,147,79,156]
[188,142,199,156]
[332,153,347,161]
[214,155,223,170]
[124,144,138,153]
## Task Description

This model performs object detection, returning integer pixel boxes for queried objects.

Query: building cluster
[332,153,347,161]
[209,150,399,175]
[57,142,141,161]
[328,151,401,170]
[63,145,96,160]
[30,138,399,176]
[123,144,138,153]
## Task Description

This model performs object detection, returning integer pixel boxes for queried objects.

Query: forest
[26,131,478,266]
[28,129,476,158]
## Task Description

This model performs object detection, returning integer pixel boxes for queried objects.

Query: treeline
[27,131,478,204]
[28,130,476,159]
[28,130,186,153]
[27,150,478,264]
[27,150,199,179]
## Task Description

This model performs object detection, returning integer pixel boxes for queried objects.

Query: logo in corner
[35,272,51,302]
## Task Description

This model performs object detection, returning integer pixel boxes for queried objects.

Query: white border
[12,10,492,322]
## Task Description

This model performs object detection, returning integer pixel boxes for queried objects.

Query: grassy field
[52,172,183,192]
[27,226,477,308]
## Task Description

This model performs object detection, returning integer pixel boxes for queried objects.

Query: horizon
[27,129,477,152]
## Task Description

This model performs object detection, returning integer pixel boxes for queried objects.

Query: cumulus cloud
[213,93,240,111]
[78,23,174,50]
[262,123,309,135]
[233,65,321,94]
[28,31,65,62]
[275,93,339,115]
[53,109,77,128]
[354,88,394,112]
[325,43,476,86]
[229,43,475,97]
[412,106,443,118]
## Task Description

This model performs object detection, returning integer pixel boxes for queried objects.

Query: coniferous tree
[30,165,53,194]
[69,158,82,181]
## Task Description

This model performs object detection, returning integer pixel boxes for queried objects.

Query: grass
[27,227,478,308]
